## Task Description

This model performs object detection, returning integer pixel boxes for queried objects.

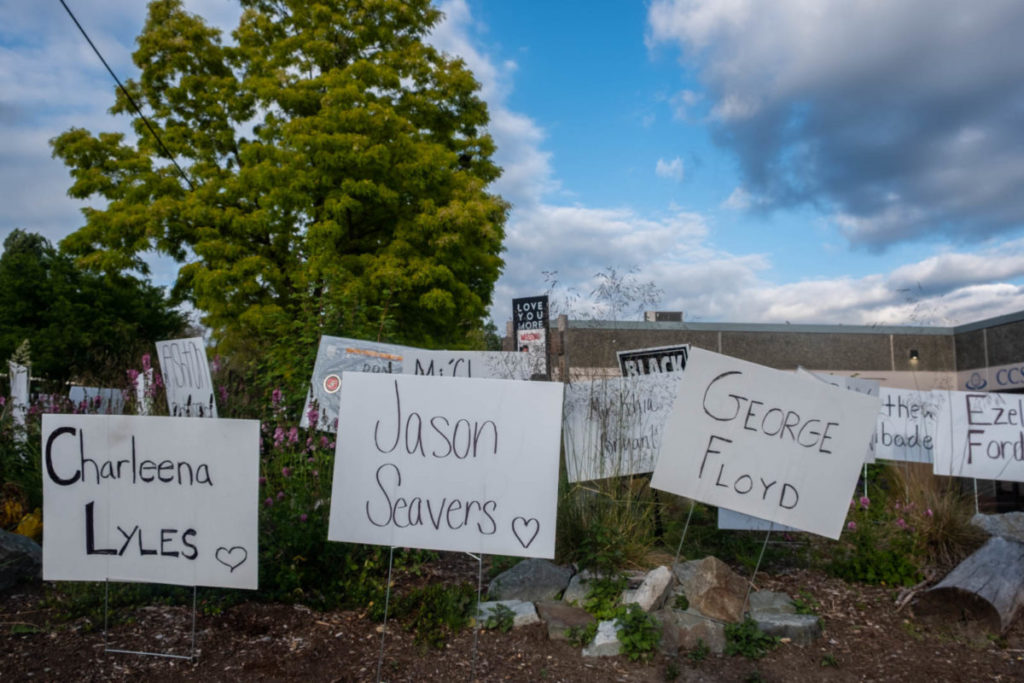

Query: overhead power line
[58,0,196,191]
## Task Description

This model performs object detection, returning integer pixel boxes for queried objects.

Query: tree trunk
[913,536,1024,634]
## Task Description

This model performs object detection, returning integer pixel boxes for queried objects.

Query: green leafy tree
[0,229,185,385]
[52,0,507,374]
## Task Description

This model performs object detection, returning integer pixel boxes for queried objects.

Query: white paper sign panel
[42,415,259,589]
[652,348,880,540]
[797,369,880,464]
[933,390,1024,481]
[717,507,798,532]
[328,373,564,558]
[302,336,533,431]
[156,337,217,418]
[874,387,942,464]
[562,373,680,483]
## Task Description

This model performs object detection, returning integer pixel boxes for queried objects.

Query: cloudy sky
[4,0,1024,330]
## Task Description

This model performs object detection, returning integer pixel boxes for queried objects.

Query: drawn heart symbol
[511,517,540,549]
[215,546,248,572]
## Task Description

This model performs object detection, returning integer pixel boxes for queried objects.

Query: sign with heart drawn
[328,373,564,558]
[41,414,259,589]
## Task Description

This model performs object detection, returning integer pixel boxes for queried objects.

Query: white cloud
[655,157,685,182]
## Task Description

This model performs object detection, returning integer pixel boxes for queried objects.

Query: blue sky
[4,0,1024,332]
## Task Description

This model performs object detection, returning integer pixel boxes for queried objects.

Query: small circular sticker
[323,374,341,393]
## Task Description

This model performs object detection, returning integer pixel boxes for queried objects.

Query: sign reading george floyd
[42,415,259,589]
[651,348,880,540]
[156,337,217,418]
[328,373,564,558]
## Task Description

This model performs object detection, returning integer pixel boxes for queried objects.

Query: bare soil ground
[3,554,1023,682]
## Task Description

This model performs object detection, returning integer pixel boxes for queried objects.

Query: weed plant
[615,603,661,661]
[724,617,779,659]
[826,463,983,585]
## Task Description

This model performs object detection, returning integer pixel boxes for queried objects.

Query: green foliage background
[52,0,508,386]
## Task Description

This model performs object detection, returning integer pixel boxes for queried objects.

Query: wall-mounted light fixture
[909,349,920,362]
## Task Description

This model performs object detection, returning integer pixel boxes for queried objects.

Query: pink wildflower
[925,508,934,517]
[287,426,299,444]
[272,388,283,406]
[847,521,857,531]
[895,518,908,529]
[259,476,266,485]
[277,491,285,501]
[300,514,308,522]
[859,496,870,510]
[307,406,319,428]
[218,385,229,403]
[282,467,291,478]
[264,497,273,507]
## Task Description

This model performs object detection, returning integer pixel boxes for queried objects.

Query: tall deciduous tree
[52,0,507,364]
[0,230,185,385]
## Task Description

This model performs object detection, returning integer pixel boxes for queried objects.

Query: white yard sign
[328,373,564,558]
[933,390,1024,481]
[717,508,798,532]
[69,386,125,415]
[42,415,259,589]
[156,337,217,418]
[302,336,533,431]
[797,369,879,463]
[652,348,880,540]
[875,387,942,464]
[562,373,681,483]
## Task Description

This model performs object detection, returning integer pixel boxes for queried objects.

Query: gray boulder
[622,565,674,612]
[972,512,1024,544]
[581,620,621,657]
[535,600,595,641]
[0,529,41,591]
[751,612,822,646]
[673,556,749,623]
[488,558,573,602]
[477,599,540,628]
[655,608,726,655]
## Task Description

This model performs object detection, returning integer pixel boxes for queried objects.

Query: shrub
[616,603,661,662]
[392,582,476,649]
[724,617,779,659]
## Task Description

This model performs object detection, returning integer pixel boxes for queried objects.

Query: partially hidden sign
[933,390,1024,482]
[328,373,564,558]
[301,336,534,432]
[562,373,681,483]
[42,415,259,589]
[156,337,217,418]
[875,387,942,464]
[652,348,880,540]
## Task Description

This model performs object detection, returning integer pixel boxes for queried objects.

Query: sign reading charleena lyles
[42,415,259,589]
[328,373,564,558]
[156,337,217,418]
[651,348,880,540]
